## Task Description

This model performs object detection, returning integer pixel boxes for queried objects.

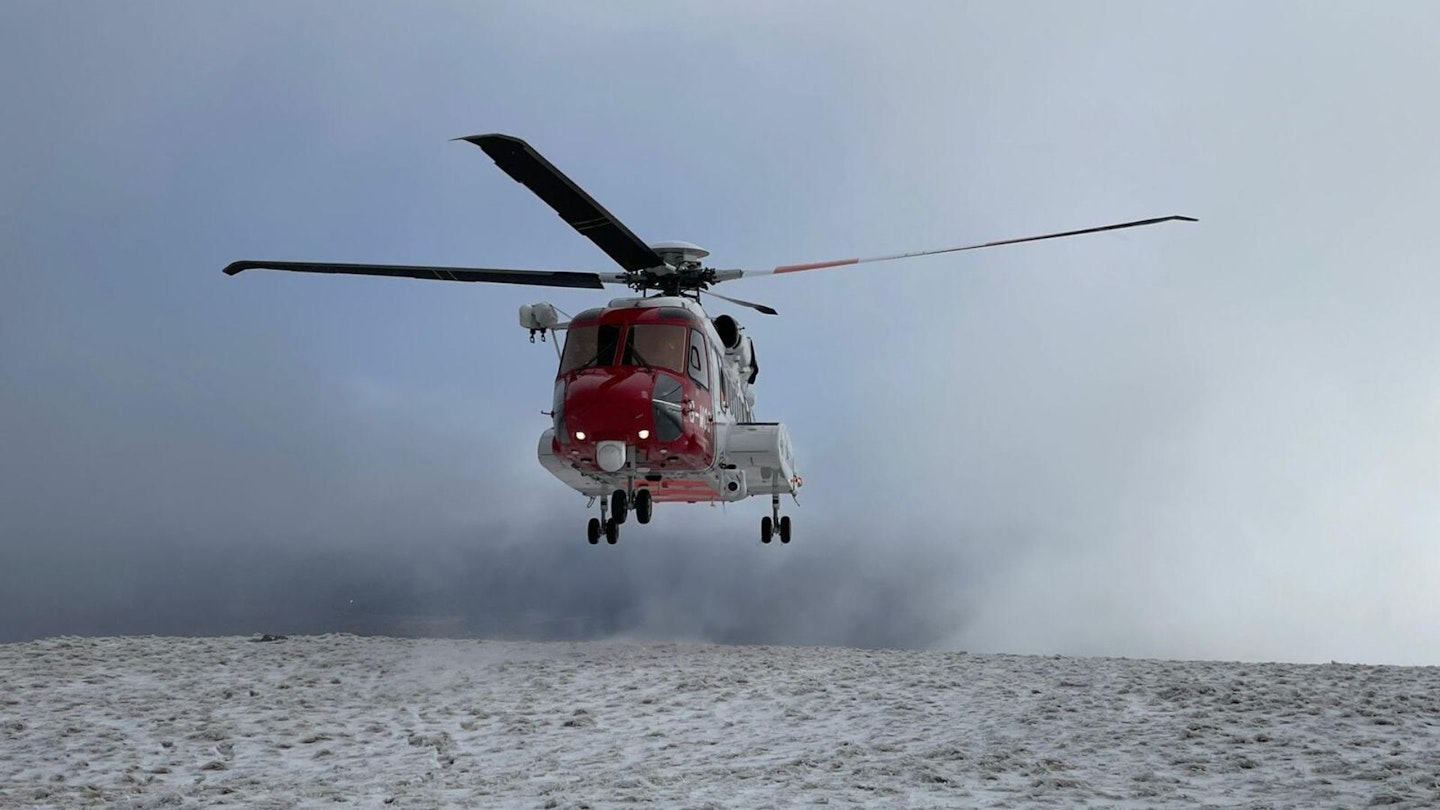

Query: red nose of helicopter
[559,366,695,472]
[562,368,655,449]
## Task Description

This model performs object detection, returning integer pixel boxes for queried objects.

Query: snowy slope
[2,635,1439,808]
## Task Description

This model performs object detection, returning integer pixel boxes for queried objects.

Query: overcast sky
[3,2,1439,664]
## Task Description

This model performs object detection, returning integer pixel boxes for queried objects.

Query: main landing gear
[585,488,654,545]
[761,493,792,545]
[585,487,789,545]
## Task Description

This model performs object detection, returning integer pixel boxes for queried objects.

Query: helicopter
[225,134,1195,546]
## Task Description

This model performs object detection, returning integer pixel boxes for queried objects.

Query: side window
[688,330,709,389]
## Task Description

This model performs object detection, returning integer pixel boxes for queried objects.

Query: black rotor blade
[704,289,778,316]
[460,134,665,273]
[223,260,613,289]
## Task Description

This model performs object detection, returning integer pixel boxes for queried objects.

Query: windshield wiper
[625,345,655,371]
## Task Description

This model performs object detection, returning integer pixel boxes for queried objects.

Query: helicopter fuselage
[224,131,1192,544]
[536,296,799,506]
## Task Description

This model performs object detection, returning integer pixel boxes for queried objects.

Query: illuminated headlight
[574,430,586,441]
[638,429,650,440]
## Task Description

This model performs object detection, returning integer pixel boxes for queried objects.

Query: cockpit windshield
[558,324,620,375]
[623,324,687,374]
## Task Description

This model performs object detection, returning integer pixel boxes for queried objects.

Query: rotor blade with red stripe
[459,133,666,273]
[711,215,1197,283]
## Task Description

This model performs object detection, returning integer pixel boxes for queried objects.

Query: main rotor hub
[649,241,710,266]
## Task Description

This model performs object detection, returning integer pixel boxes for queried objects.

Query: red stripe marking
[641,482,713,490]
[649,492,720,503]
[771,258,860,274]
[638,480,721,503]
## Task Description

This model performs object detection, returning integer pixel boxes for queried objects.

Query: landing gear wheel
[611,489,629,524]
[604,518,620,545]
[779,515,791,544]
[634,488,653,525]
[587,518,601,545]
[761,515,773,544]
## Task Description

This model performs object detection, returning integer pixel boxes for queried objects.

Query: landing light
[638,429,650,440]
[574,431,586,441]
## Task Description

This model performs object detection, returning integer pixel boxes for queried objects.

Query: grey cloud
[5,2,1440,664]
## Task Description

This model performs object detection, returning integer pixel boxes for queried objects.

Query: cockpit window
[622,324,686,374]
[559,324,620,375]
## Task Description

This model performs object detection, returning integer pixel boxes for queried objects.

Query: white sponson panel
[726,422,797,494]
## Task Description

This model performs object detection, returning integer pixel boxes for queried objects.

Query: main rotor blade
[223,260,627,289]
[459,134,665,273]
[704,289,779,316]
[712,215,1198,282]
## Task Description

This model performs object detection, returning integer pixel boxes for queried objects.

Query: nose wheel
[761,494,792,544]
[587,495,622,545]
[586,488,655,544]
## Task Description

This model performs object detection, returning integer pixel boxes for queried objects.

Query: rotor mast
[636,241,714,298]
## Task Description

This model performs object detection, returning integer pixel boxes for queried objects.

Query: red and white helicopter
[226,134,1194,546]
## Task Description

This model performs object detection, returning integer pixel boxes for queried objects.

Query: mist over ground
[3,2,1440,664]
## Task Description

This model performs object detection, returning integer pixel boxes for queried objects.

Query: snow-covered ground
[2,636,1439,808]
